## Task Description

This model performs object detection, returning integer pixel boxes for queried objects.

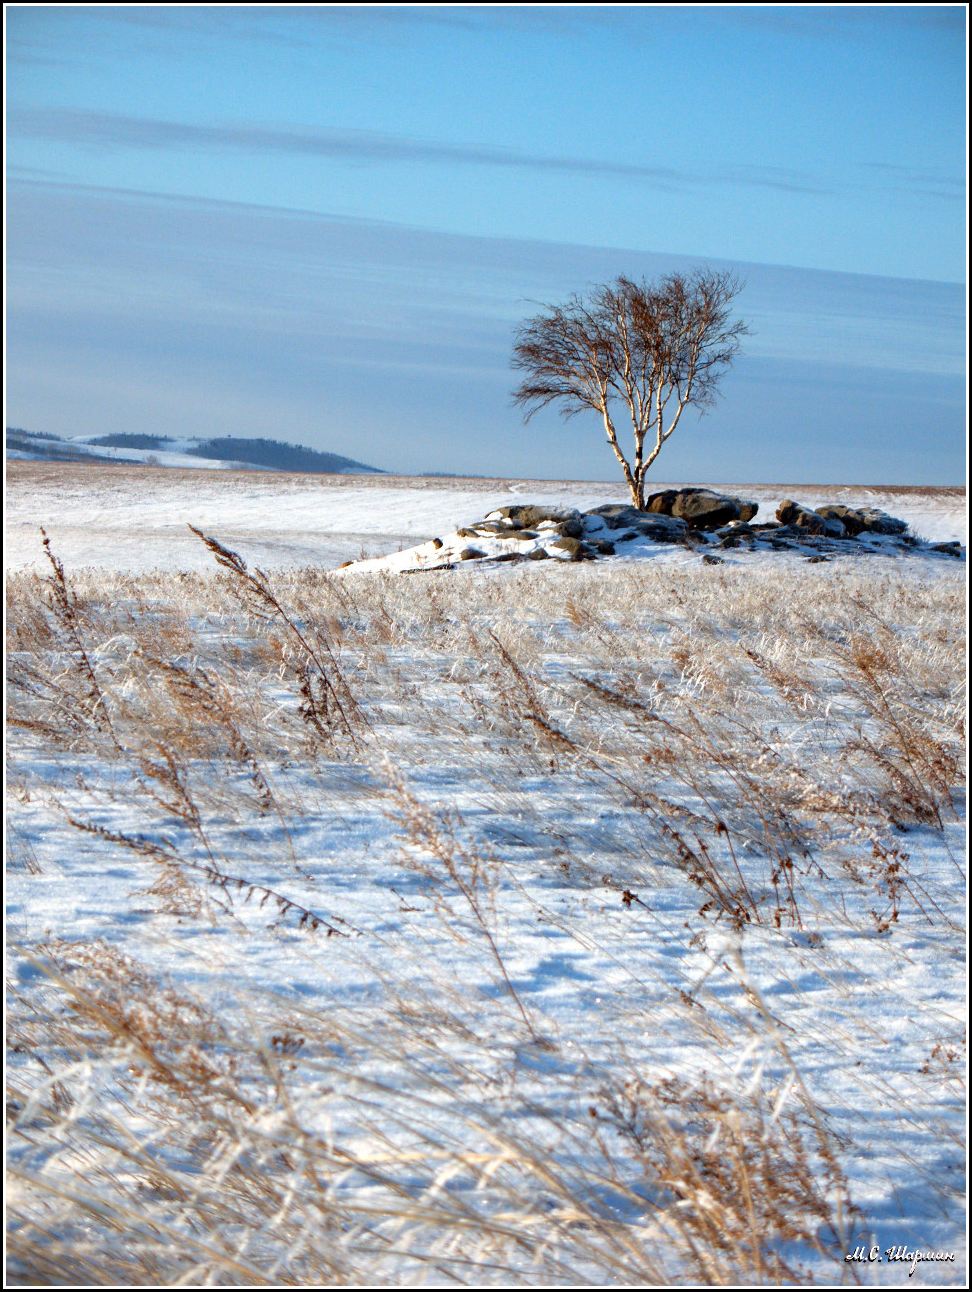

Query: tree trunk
[600,405,640,508]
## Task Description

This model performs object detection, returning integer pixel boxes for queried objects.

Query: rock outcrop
[777,500,910,538]
[337,493,962,574]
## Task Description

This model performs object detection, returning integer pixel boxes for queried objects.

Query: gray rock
[490,505,583,535]
[777,499,910,540]
[816,517,849,539]
[586,504,649,529]
[855,507,908,535]
[465,521,535,542]
[718,527,758,548]
[759,523,844,553]
[716,522,758,544]
[812,505,868,536]
[641,515,692,541]
[547,536,591,561]
[552,516,584,539]
[766,523,806,540]
[813,503,908,536]
[584,506,688,542]
[930,541,964,559]
[776,499,846,538]
[469,520,513,535]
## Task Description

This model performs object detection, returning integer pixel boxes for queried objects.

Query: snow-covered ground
[5,461,966,574]
[5,466,967,1285]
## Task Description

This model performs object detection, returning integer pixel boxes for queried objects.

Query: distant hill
[7,428,112,464]
[6,429,384,475]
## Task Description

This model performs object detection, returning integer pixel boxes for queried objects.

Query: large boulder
[669,488,759,529]
[644,490,680,516]
[639,488,758,528]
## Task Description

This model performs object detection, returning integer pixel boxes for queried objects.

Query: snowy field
[5,465,967,1285]
[5,461,967,574]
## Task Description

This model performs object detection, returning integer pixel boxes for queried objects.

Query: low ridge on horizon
[6,427,384,476]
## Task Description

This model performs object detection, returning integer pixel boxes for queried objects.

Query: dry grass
[6,538,965,1284]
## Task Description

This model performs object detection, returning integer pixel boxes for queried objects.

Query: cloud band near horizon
[6,176,964,484]
[5,105,845,197]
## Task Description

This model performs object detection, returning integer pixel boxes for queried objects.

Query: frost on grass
[6,544,966,1285]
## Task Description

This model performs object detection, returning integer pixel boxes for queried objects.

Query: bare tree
[512,269,748,509]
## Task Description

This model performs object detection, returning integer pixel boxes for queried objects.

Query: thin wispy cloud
[727,5,964,41]
[13,107,829,196]
[20,106,964,205]
[6,163,70,182]
[861,161,963,200]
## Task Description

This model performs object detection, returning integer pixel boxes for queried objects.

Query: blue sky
[6,4,967,482]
